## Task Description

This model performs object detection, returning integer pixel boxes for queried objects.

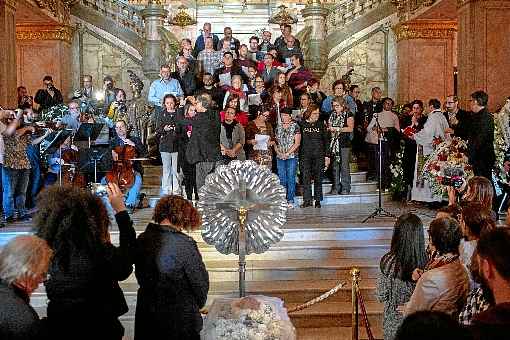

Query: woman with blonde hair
[0,235,53,339]
[135,195,209,340]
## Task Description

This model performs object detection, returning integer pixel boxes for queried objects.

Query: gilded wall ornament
[16,25,74,44]
[394,20,457,41]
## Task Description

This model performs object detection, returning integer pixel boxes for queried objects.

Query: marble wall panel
[322,31,387,101]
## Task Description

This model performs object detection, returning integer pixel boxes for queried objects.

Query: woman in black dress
[135,195,209,340]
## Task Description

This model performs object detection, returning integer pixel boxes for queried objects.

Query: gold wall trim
[394,20,457,42]
[16,25,74,44]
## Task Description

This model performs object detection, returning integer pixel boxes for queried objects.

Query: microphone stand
[363,113,395,222]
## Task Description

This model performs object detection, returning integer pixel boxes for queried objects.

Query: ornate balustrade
[77,0,144,36]
[325,0,390,33]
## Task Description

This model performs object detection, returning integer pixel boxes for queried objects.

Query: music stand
[74,123,104,148]
[79,145,113,183]
[363,115,396,222]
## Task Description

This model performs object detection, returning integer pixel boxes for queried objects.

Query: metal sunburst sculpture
[197,160,287,297]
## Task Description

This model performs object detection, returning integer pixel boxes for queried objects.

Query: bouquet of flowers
[201,296,296,340]
[422,137,473,197]
[389,140,406,200]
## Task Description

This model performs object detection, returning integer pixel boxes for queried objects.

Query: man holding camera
[34,75,63,111]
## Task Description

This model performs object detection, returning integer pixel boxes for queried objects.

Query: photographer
[106,89,128,128]
[34,75,63,111]
[17,86,33,110]
[155,94,183,195]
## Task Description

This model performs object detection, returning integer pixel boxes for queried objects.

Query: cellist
[102,120,147,213]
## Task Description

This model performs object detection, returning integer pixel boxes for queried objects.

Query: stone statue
[127,70,150,144]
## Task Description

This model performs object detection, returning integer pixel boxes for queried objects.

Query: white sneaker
[287,202,294,209]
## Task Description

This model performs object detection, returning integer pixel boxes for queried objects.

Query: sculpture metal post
[197,161,288,298]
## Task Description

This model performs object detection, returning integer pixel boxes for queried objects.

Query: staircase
[142,164,389,206]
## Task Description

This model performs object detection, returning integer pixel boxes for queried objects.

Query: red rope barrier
[356,288,375,340]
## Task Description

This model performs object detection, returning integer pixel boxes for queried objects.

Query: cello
[105,145,136,191]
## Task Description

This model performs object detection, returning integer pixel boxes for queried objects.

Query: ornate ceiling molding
[16,24,74,44]
[394,20,457,41]
[5,0,17,9]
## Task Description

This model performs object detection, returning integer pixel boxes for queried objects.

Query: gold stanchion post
[351,267,360,340]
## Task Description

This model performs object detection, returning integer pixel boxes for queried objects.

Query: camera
[89,182,108,197]
[441,176,464,189]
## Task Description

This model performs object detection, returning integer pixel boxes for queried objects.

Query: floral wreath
[422,137,474,197]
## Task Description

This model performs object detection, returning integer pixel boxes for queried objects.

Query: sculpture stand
[238,206,247,297]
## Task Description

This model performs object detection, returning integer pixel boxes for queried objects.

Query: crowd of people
[0,179,509,339]
[1,22,504,223]
[377,176,510,340]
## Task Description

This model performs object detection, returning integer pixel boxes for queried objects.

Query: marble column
[0,0,17,107]
[394,20,457,104]
[301,0,330,79]
[141,2,168,81]
[457,0,510,111]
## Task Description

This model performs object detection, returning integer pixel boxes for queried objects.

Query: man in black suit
[467,90,495,181]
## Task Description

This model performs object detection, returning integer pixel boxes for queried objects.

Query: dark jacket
[186,109,221,164]
[469,302,510,340]
[154,108,183,153]
[44,211,135,340]
[134,223,209,340]
[466,108,495,179]
[34,88,63,111]
[213,65,249,87]
[299,119,330,157]
[363,99,383,127]
[0,281,46,340]
[172,70,197,97]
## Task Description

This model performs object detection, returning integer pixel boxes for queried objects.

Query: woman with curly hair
[35,183,135,340]
[134,195,209,340]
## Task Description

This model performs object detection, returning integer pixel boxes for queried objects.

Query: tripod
[363,114,395,222]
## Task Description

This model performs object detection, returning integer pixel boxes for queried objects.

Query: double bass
[105,145,136,191]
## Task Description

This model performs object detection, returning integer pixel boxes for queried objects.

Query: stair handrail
[77,0,145,36]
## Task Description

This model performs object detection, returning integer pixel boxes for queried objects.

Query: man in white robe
[411,99,450,202]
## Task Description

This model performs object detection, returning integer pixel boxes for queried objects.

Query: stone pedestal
[141,3,167,81]
[16,24,73,99]
[0,0,17,107]
[394,20,456,104]
[301,0,329,79]
[457,0,510,111]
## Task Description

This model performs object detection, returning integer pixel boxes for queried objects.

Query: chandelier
[268,4,298,25]
[169,4,197,27]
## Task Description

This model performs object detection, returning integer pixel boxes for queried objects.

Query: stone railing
[325,0,390,32]
[77,0,145,36]
[391,0,437,21]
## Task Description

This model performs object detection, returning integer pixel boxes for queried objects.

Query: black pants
[301,154,324,203]
[182,160,198,200]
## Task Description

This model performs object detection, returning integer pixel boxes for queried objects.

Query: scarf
[425,252,459,271]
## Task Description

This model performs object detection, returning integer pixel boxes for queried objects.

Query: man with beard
[195,73,224,109]
[469,228,510,339]
[444,95,469,139]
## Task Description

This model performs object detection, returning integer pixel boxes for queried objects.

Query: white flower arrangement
[202,296,296,340]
